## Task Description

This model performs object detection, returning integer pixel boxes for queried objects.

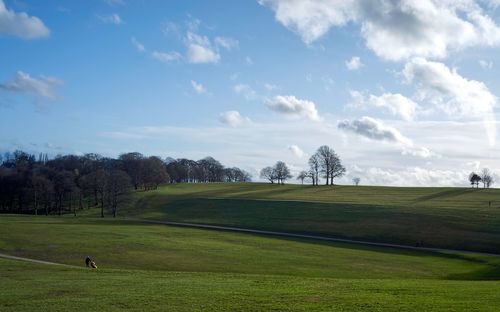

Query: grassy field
[3,183,500,310]
[3,258,500,312]
[2,215,500,311]
[117,183,500,253]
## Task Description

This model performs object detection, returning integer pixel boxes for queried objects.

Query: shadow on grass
[412,188,477,203]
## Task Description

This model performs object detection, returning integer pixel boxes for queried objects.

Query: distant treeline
[0,151,251,216]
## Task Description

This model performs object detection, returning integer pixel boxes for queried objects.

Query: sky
[1,0,500,186]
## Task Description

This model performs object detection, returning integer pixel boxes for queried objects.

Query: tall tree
[308,154,320,186]
[119,152,144,190]
[106,170,132,218]
[273,161,292,185]
[260,166,276,184]
[480,168,493,188]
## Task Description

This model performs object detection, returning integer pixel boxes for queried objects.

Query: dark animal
[85,256,97,269]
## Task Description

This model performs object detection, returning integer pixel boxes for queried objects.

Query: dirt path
[0,253,79,268]
[131,219,500,257]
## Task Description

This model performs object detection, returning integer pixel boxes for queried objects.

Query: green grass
[2,215,500,311]
[3,183,500,310]
[3,258,500,312]
[118,183,500,253]
[3,215,499,280]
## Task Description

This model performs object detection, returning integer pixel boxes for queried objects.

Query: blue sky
[2,0,500,186]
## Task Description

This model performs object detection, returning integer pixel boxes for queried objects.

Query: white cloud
[403,57,497,145]
[214,36,239,50]
[151,50,182,63]
[186,32,220,64]
[191,80,206,94]
[131,37,145,52]
[245,56,253,65]
[338,116,433,158]
[264,83,278,91]
[219,111,250,127]
[479,59,493,69]
[259,0,500,61]
[267,95,320,121]
[358,166,471,187]
[96,13,123,25]
[234,84,257,100]
[0,71,62,100]
[258,0,354,45]
[288,144,305,158]
[346,56,363,70]
[0,0,50,39]
[350,91,419,121]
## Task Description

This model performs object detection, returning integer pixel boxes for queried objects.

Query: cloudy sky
[2,0,500,186]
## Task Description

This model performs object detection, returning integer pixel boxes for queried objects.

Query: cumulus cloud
[191,80,206,94]
[219,111,250,127]
[131,37,145,52]
[0,71,62,100]
[403,57,497,145]
[346,56,363,70]
[267,95,320,121]
[151,50,182,63]
[288,144,305,158]
[234,84,257,100]
[0,0,50,39]
[186,32,220,64]
[338,117,433,158]
[259,0,500,61]
[350,91,419,121]
[96,13,123,25]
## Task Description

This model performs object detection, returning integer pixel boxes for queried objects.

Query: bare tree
[106,170,132,218]
[353,177,360,186]
[141,156,169,190]
[260,166,276,184]
[119,152,144,190]
[273,161,292,184]
[480,168,494,188]
[296,171,308,184]
[308,154,320,186]
[312,145,345,185]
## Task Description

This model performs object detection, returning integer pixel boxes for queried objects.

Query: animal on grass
[85,256,98,269]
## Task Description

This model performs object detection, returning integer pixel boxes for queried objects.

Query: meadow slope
[118,183,500,253]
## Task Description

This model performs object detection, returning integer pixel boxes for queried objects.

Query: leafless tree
[273,161,292,184]
[260,166,276,184]
[480,168,494,188]
[308,154,320,186]
[353,177,360,186]
[297,171,308,184]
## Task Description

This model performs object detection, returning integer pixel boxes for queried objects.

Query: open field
[3,183,500,310]
[117,183,500,253]
[3,257,500,312]
[2,215,500,311]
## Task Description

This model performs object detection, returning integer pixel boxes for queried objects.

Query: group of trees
[164,156,251,184]
[0,151,251,216]
[469,168,495,188]
[261,145,346,185]
[260,161,292,185]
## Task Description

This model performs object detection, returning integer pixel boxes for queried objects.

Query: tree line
[0,151,251,216]
[260,145,346,185]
